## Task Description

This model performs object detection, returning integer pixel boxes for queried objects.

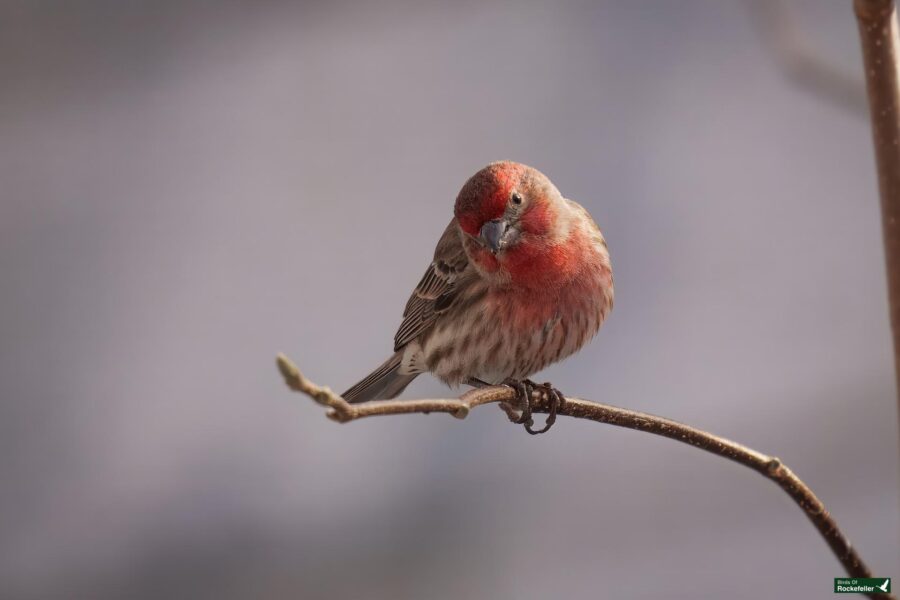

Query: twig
[276,354,890,597]
[855,0,900,433]
[747,0,867,115]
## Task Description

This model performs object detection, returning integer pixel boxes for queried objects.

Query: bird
[342,161,614,433]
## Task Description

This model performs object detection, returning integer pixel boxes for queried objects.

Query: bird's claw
[500,378,535,427]
[500,378,565,435]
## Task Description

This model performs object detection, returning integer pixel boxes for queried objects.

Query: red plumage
[343,161,613,403]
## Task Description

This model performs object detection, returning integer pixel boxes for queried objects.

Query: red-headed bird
[343,161,613,431]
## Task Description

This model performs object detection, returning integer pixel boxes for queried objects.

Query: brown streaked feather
[393,219,470,351]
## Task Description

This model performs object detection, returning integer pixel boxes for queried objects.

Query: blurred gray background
[1,1,897,598]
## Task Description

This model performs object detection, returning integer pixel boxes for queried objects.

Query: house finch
[343,161,614,432]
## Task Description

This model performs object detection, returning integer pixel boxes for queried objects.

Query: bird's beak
[480,218,515,254]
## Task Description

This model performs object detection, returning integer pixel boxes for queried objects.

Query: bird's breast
[420,258,612,386]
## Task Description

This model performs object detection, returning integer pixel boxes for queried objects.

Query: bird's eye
[511,192,523,206]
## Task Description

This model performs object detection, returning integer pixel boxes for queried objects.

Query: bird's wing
[393,219,470,351]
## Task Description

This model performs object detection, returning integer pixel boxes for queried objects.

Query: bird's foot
[499,378,566,435]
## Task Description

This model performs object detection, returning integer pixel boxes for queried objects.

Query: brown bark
[276,354,889,598]
[855,0,900,421]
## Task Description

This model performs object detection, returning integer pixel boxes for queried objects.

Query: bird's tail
[342,351,418,404]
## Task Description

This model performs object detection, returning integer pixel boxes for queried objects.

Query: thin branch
[276,354,891,598]
[747,0,868,115]
[855,0,900,435]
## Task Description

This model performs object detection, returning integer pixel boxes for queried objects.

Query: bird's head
[455,161,576,286]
